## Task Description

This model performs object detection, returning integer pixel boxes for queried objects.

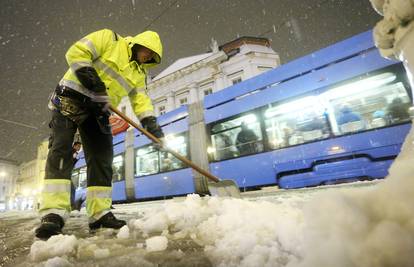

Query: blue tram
[72,30,412,204]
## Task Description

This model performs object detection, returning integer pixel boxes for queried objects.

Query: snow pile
[29,194,305,266]
[145,236,168,252]
[371,0,414,57]
[290,126,414,267]
[132,194,304,266]
[30,234,78,262]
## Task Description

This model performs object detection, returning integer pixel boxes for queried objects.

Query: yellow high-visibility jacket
[59,29,162,119]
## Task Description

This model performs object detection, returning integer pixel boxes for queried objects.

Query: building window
[228,70,243,85]
[199,81,214,99]
[158,105,166,115]
[179,97,188,106]
[232,77,242,85]
[176,91,189,107]
[204,88,213,96]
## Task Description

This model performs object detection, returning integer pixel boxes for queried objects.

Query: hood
[125,30,163,68]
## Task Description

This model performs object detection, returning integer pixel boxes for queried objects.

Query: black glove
[89,92,110,116]
[140,116,164,138]
[75,67,106,93]
[75,66,109,116]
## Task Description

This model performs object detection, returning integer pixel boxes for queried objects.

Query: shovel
[109,105,241,198]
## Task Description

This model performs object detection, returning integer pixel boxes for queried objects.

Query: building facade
[0,159,18,211]
[10,139,49,210]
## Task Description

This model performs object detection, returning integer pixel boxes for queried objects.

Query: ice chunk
[145,236,168,252]
[134,212,169,235]
[116,225,130,239]
[30,235,78,262]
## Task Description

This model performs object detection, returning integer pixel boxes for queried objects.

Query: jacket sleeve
[65,29,114,92]
[128,88,155,120]
[65,29,113,72]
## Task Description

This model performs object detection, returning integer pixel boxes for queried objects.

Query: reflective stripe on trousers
[39,179,71,214]
[86,186,112,220]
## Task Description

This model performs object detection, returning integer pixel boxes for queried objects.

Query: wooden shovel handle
[110,105,220,183]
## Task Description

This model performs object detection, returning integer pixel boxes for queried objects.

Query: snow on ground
[1,127,414,266]
[11,192,306,267]
[293,125,414,267]
[130,193,304,267]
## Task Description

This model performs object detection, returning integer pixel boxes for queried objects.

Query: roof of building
[152,36,272,81]
[153,52,213,81]
[219,36,271,54]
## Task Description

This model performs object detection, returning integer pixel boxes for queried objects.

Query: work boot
[89,212,126,231]
[35,213,64,240]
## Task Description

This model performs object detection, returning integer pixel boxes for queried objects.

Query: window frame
[321,64,412,137]
[78,166,87,188]
[112,153,125,182]
[134,132,190,177]
[134,144,160,177]
[203,88,213,96]
[207,110,265,162]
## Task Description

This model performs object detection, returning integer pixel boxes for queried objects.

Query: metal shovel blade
[208,179,241,198]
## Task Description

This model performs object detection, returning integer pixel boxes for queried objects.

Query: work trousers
[40,93,113,221]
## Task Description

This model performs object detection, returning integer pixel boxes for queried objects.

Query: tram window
[264,96,330,149]
[322,71,412,135]
[71,169,79,189]
[112,154,125,182]
[135,145,159,176]
[209,113,263,160]
[78,167,87,188]
[160,134,188,172]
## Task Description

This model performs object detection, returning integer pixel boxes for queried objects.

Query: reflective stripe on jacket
[60,29,163,119]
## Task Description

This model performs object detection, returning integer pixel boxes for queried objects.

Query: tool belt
[49,85,111,134]
[49,85,91,124]
[55,85,90,103]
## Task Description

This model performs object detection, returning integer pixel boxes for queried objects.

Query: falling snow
[0,1,381,163]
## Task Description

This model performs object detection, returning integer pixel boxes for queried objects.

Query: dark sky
[0,0,381,164]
